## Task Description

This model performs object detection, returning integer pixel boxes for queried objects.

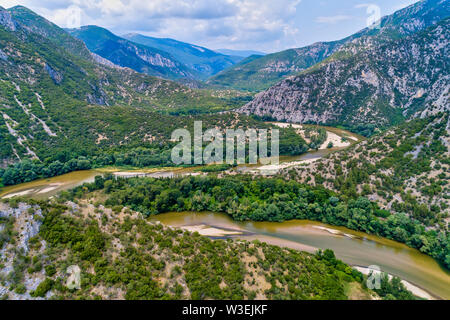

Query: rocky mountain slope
[123,33,242,80]
[239,17,449,132]
[68,26,196,81]
[283,112,450,227]
[209,0,450,92]
[0,6,250,166]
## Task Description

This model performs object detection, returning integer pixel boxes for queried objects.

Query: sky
[0,0,420,53]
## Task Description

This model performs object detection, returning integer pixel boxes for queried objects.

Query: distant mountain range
[122,34,243,80]
[238,0,450,132]
[214,49,267,58]
[67,26,199,80]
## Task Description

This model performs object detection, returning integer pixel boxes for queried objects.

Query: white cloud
[0,0,420,52]
[0,0,303,51]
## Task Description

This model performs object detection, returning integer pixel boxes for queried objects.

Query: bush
[45,265,57,277]
[31,278,54,298]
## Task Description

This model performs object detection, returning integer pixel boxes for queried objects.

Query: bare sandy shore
[2,189,35,199]
[180,224,243,237]
[271,122,303,129]
[271,122,359,148]
[313,226,356,239]
[257,158,320,174]
[37,184,63,194]
[241,234,318,253]
[319,131,351,149]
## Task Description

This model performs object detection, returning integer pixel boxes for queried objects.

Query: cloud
[0,0,419,52]
[354,3,372,9]
[315,15,352,24]
[0,0,303,51]
[68,0,303,51]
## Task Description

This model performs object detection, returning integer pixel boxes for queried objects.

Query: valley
[0,0,449,302]
[0,125,361,199]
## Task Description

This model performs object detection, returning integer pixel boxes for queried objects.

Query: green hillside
[123,33,243,80]
[67,26,197,80]
[0,7,252,168]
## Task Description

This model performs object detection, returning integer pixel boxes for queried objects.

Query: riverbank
[4,125,448,299]
[353,266,436,300]
[149,211,450,300]
[167,221,439,300]
[0,124,364,198]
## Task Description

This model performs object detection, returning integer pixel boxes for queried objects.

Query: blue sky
[0,0,420,52]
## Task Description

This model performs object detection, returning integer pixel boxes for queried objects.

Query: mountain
[122,33,243,80]
[6,6,93,60]
[10,6,237,82]
[239,18,449,132]
[209,0,450,92]
[283,112,450,224]
[208,44,342,92]
[67,26,198,80]
[215,49,267,58]
[0,6,249,167]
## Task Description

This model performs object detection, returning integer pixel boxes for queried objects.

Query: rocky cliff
[239,18,449,130]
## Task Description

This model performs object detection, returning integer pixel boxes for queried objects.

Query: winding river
[0,125,361,200]
[150,211,450,300]
[1,126,449,299]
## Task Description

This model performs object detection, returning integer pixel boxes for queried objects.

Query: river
[1,126,448,299]
[150,211,450,300]
[0,125,361,199]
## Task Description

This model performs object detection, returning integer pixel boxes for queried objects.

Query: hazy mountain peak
[122,33,243,79]
[215,49,267,58]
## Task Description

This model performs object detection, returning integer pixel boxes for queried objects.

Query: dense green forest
[0,199,360,300]
[0,123,313,187]
[0,197,417,300]
[60,175,450,270]
[284,113,449,228]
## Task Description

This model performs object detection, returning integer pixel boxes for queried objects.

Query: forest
[284,113,449,228]
[60,174,450,270]
[0,197,417,300]
[0,124,313,187]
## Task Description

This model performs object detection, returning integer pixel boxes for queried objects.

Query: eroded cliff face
[0,8,16,31]
[0,202,49,300]
[239,19,449,128]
